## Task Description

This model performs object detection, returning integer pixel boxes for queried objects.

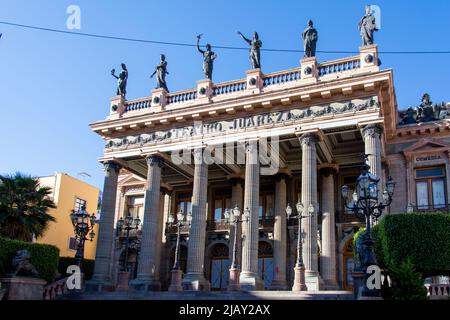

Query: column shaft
[270,176,288,289]
[299,133,322,290]
[320,168,338,288]
[182,148,210,290]
[240,140,263,290]
[89,162,120,290]
[131,155,163,291]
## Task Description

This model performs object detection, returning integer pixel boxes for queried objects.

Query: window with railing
[125,196,144,225]
[74,197,86,212]
[213,194,232,221]
[175,192,192,222]
[259,192,275,225]
[415,166,447,210]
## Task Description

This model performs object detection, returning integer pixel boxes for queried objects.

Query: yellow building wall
[37,173,100,260]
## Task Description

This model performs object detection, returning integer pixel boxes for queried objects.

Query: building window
[126,196,144,223]
[212,189,232,221]
[175,192,192,222]
[259,193,275,224]
[415,166,447,210]
[68,236,78,251]
[74,197,87,212]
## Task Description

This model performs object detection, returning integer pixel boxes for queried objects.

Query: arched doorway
[342,237,355,290]
[209,243,230,291]
[258,241,274,289]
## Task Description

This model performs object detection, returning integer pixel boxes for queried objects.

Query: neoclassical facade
[87,45,450,292]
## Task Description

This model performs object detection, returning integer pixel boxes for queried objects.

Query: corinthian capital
[103,161,121,177]
[361,124,383,139]
[299,133,320,147]
[146,155,164,168]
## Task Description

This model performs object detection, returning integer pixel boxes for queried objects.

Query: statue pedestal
[109,95,126,119]
[245,68,264,94]
[151,88,168,110]
[1,277,46,300]
[300,57,318,84]
[196,79,214,103]
[359,44,379,71]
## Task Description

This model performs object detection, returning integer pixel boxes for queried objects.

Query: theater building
[88,44,450,292]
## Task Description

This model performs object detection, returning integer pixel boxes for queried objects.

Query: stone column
[270,174,288,290]
[228,178,243,291]
[299,133,322,291]
[239,140,264,290]
[361,124,383,179]
[130,155,164,291]
[182,148,210,291]
[320,166,338,289]
[88,161,121,291]
[361,124,383,223]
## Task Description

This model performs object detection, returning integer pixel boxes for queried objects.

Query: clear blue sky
[0,0,449,190]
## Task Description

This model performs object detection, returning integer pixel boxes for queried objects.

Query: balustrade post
[359,44,379,71]
[245,69,263,94]
[196,79,214,103]
[109,95,126,119]
[300,57,318,84]
[151,88,168,110]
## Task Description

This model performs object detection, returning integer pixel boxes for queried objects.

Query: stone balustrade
[167,88,197,104]
[43,277,69,300]
[262,68,301,87]
[425,283,450,300]
[318,56,361,77]
[213,79,247,97]
[117,54,370,117]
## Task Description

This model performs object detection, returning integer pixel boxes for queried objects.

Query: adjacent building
[37,173,100,260]
[87,44,449,292]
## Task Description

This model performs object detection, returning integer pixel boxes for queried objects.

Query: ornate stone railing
[425,283,450,300]
[318,56,360,76]
[207,219,230,231]
[213,79,247,96]
[124,97,151,112]
[263,68,301,87]
[43,277,69,300]
[167,88,197,104]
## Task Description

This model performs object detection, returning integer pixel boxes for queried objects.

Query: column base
[227,268,241,291]
[129,277,161,292]
[85,278,116,292]
[181,272,210,291]
[239,272,264,291]
[269,279,288,291]
[168,270,183,292]
[116,271,130,292]
[304,270,324,291]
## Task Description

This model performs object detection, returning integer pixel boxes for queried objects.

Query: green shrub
[57,257,95,280]
[374,213,450,277]
[383,259,428,300]
[0,237,59,282]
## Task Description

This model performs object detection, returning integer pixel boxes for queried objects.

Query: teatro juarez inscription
[105,97,379,150]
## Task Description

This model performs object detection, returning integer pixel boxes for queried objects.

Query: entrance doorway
[209,243,230,291]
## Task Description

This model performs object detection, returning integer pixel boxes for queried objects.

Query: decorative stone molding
[145,155,164,167]
[151,88,168,110]
[103,161,121,176]
[361,123,383,139]
[245,68,264,94]
[299,132,320,146]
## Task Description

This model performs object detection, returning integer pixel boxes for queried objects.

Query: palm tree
[0,172,56,242]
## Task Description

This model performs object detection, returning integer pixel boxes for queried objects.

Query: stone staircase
[79,290,353,300]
